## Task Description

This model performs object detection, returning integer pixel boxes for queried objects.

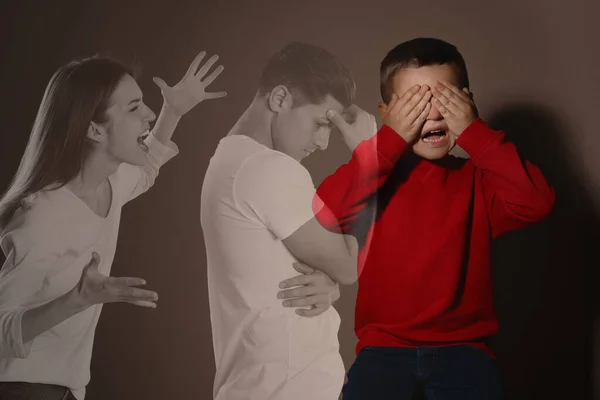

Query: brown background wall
[0,0,597,399]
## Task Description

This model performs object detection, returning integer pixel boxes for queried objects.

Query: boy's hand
[277,262,340,317]
[382,84,432,144]
[153,51,227,117]
[326,105,377,152]
[432,81,478,138]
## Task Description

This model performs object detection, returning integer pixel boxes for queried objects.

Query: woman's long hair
[0,56,133,229]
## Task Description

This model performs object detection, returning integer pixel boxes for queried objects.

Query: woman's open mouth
[137,130,150,153]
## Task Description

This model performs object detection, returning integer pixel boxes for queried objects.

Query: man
[200,42,367,400]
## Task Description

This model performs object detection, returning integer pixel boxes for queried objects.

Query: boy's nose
[427,102,443,120]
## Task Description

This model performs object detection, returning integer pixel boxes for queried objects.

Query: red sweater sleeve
[457,118,556,237]
[313,125,410,232]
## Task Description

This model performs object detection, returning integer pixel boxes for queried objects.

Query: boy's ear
[463,87,474,100]
[377,102,388,118]
[463,87,478,117]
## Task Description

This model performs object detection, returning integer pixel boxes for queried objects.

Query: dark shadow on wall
[485,104,595,400]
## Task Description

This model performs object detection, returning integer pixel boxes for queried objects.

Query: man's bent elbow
[334,262,358,285]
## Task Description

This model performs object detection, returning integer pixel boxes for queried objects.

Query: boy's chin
[413,142,454,160]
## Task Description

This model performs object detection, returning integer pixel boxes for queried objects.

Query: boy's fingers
[432,98,450,117]
[415,102,431,124]
[401,85,429,116]
[438,81,470,104]
[386,92,401,112]
[446,82,471,103]
[407,91,432,121]
[389,84,419,114]
[434,86,466,116]
[432,85,456,108]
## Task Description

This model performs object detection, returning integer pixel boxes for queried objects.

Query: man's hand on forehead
[326,105,377,152]
[340,109,356,125]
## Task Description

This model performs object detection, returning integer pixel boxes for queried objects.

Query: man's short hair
[258,41,356,108]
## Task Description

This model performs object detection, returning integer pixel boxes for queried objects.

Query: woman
[0,50,226,400]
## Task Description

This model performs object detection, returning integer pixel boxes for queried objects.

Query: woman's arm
[0,202,159,359]
[19,253,157,345]
[1,251,158,359]
[151,50,227,146]
[114,51,227,203]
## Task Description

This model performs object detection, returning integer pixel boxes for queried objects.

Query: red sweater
[314,119,555,356]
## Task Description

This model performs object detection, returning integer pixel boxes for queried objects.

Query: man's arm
[277,262,341,317]
[282,208,359,285]
[235,152,358,285]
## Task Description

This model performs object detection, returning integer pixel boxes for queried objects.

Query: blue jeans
[342,345,505,400]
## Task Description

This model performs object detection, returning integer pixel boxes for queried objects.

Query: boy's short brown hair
[380,38,470,103]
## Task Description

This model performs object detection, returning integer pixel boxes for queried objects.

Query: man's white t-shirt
[200,135,344,400]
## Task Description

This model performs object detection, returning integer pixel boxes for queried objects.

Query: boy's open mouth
[422,129,447,144]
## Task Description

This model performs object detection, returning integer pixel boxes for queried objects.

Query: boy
[316,38,556,399]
